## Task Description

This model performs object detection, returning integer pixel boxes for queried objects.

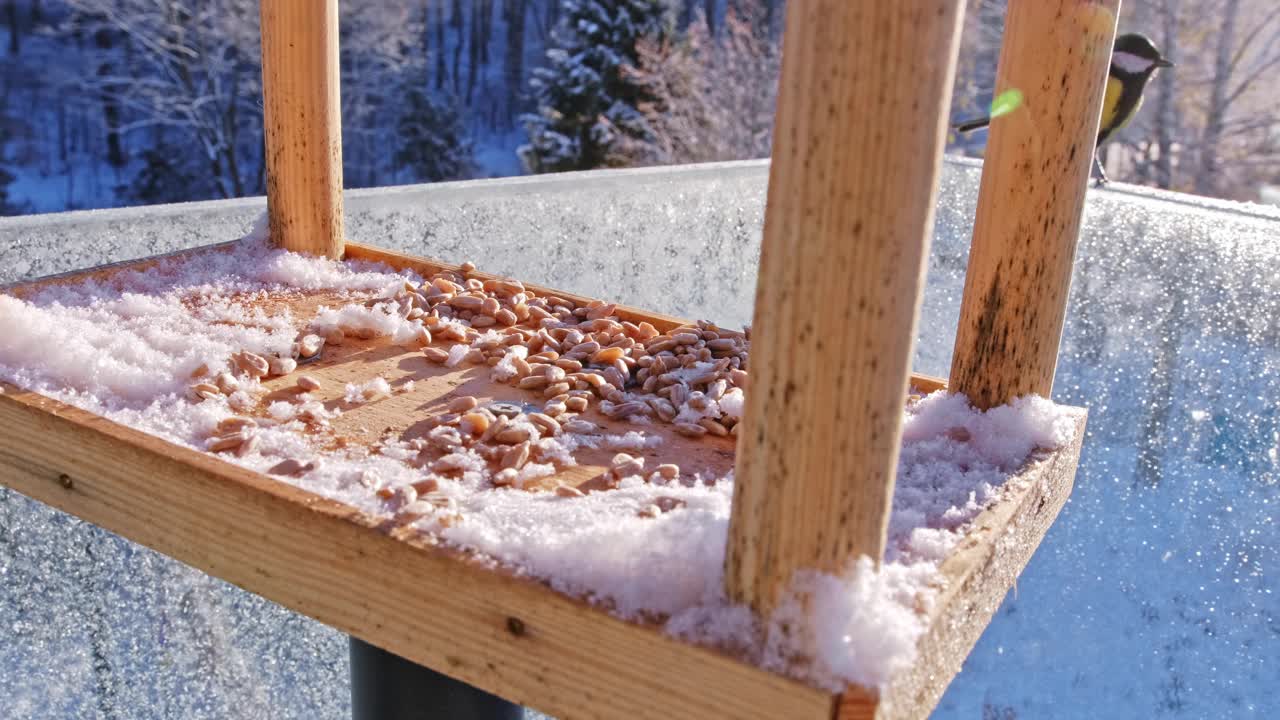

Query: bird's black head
[1112,33,1173,75]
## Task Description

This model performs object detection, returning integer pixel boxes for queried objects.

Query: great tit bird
[954,32,1173,185]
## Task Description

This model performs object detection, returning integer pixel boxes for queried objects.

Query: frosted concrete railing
[1,158,1278,718]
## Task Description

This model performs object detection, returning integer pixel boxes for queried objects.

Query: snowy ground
[0,161,1277,718]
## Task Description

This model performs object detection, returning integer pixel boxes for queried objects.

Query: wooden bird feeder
[0,1,1118,718]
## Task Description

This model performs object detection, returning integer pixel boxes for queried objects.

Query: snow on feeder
[0,1,1112,718]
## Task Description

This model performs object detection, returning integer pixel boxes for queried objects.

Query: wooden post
[260,0,345,258]
[725,1,965,615]
[949,0,1120,409]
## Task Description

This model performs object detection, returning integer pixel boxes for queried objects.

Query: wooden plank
[0,385,836,720]
[260,0,344,258]
[949,0,1120,409]
[726,0,966,615]
[0,243,1079,719]
[837,410,1088,720]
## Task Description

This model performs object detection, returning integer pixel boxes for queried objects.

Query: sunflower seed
[674,422,708,438]
[189,383,221,401]
[501,442,530,470]
[208,432,247,453]
[233,351,270,377]
[527,412,561,436]
[214,372,240,394]
[298,335,325,359]
[268,356,297,376]
[296,375,323,392]
[698,417,729,437]
[448,395,478,413]
[269,458,316,477]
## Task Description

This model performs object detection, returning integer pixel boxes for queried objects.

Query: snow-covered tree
[519,0,675,173]
[614,0,779,166]
[63,0,265,201]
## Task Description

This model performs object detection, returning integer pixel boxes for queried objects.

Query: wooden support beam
[726,1,965,615]
[949,0,1120,409]
[260,0,345,258]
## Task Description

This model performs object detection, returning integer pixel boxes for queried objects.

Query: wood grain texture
[0,386,836,720]
[949,0,1120,409]
[260,0,344,258]
[0,244,1084,719]
[726,0,966,615]
[838,410,1088,720]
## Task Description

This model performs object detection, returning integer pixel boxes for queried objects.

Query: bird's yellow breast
[1101,75,1142,133]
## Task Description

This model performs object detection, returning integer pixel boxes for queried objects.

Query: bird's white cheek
[1113,51,1154,73]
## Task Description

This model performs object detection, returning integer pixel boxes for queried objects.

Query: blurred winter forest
[1,0,1278,216]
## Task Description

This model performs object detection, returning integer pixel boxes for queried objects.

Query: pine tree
[519,0,674,174]
[0,166,28,216]
[502,0,528,127]
[118,146,220,206]
[396,87,476,182]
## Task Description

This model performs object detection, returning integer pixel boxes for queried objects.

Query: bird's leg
[1092,154,1110,187]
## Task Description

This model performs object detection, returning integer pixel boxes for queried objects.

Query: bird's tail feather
[953,117,991,133]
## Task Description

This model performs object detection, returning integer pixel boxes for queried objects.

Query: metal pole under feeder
[349,638,524,720]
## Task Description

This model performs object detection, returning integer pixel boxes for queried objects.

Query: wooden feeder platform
[0,0,1117,717]
[0,241,1084,720]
